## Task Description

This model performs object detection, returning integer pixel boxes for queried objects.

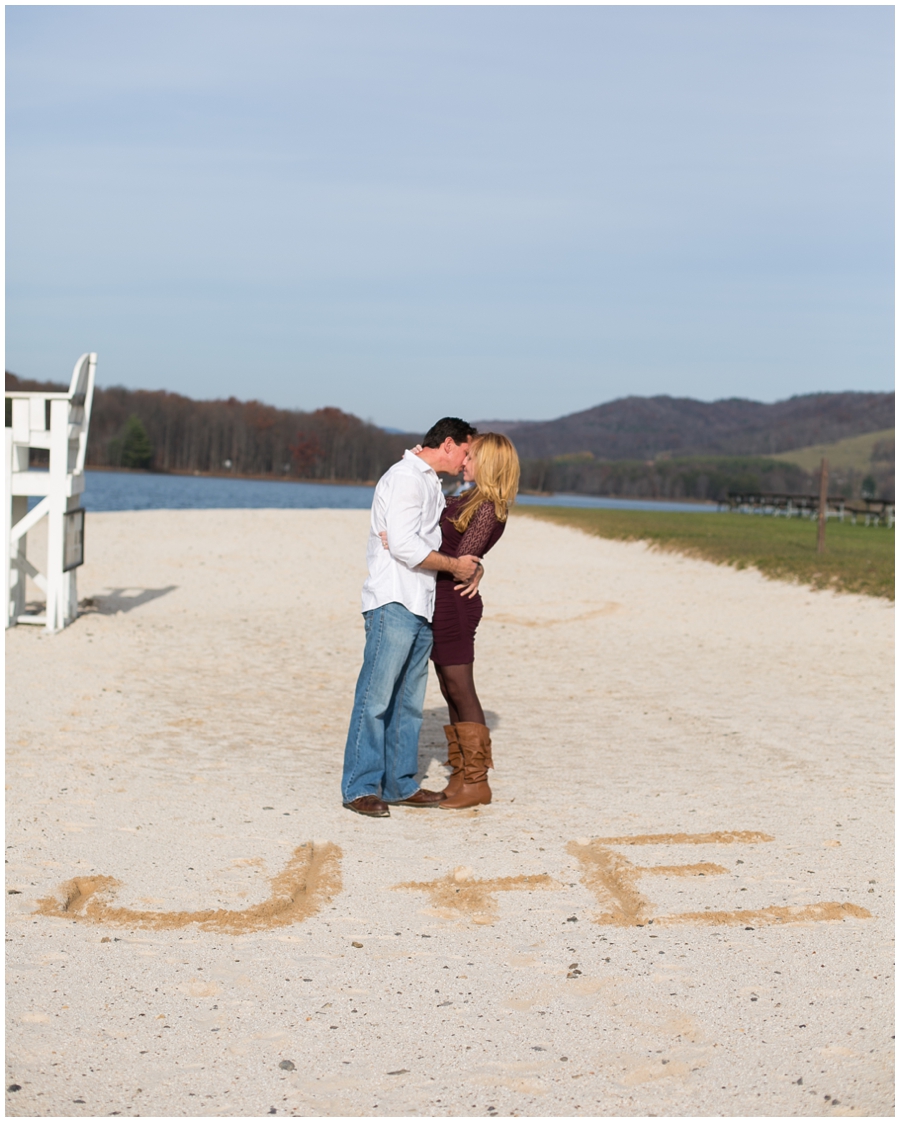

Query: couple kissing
[341,417,520,818]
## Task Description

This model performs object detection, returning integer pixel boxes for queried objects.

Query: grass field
[771,428,894,474]
[518,506,895,600]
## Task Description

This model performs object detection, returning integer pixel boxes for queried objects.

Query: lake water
[57,470,719,514]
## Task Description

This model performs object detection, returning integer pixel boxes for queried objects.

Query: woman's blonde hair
[452,432,521,533]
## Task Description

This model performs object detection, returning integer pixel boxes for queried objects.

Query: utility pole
[817,456,829,554]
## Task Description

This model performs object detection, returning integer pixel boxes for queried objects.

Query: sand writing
[34,842,342,935]
[662,903,872,926]
[394,866,559,924]
[593,831,774,846]
[645,863,729,877]
[567,833,872,928]
[568,843,653,925]
[487,603,622,628]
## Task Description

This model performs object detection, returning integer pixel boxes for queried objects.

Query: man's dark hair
[421,417,478,449]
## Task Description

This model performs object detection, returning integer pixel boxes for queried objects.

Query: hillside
[480,392,895,461]
[770,428,894,474]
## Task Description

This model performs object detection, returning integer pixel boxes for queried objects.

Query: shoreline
[85,466,378,488]
[86,468,721,507]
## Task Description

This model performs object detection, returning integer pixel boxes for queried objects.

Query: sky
[6,5,894,432]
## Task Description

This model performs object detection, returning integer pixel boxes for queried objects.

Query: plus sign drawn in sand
[567,831,873,927]
[33,842,342,935]
[394,866,560,924]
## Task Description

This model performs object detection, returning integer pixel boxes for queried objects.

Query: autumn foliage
[5,374,410,482]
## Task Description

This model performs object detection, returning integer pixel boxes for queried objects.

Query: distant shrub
[116,415,154,469]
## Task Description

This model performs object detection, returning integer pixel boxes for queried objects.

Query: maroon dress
[431,496,506,666]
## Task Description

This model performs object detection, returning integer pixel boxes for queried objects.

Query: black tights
[434,662,485,726]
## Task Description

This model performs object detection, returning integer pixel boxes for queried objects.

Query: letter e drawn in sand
[394,866,560,925]
[567,832,872,928]
[33,842,342,935]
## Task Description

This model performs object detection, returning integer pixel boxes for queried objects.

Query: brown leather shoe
[343,795,390,817]
[387,788,445,807]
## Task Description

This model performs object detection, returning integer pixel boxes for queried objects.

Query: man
[341,417,481,818]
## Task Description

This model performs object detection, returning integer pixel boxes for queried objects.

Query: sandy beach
[6,509,894,1117]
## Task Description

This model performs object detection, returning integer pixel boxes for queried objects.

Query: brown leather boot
[440,722,492,809]
[442,725,464,799]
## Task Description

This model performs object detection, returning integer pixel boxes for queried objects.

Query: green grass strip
[517,506,895,600]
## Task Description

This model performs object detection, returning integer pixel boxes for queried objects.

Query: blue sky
[6,5,894,431]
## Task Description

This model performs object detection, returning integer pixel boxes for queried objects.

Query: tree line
[6,372,893,499]
[518,454,885,503]
[6,374,411,483]
[89,387,411,481]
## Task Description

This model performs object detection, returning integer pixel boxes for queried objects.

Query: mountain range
[477,392,895,461]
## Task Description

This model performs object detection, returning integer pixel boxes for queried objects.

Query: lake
[62,470,719,514]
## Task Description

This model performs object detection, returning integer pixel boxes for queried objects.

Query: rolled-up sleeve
[384,473,432,569]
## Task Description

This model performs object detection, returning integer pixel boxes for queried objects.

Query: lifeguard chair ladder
[5,353,97,632]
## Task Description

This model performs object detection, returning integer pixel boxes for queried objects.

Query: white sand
[6,509,894,1117]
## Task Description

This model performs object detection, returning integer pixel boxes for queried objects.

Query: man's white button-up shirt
[361,449,446,621]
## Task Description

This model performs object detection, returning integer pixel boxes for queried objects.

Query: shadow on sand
[417,706,500,776]
[79,586,178,616]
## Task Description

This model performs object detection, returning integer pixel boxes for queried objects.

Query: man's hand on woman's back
[451,554,481,581]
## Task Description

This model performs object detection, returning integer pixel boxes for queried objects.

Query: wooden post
[817,456,828,554]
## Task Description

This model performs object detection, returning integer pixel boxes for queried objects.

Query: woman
[431,432,520,809]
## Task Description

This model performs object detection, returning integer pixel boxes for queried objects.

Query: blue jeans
[341,602,433,804]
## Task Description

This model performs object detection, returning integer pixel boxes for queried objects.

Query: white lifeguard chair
[5,353,97,632]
